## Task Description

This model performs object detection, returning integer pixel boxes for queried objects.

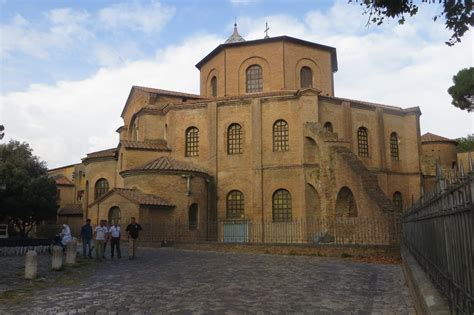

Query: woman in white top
[60,224,72,247]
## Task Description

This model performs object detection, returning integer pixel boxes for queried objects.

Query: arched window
[185,127,199,157]
[227,190,244,219]
[335,186,357,217]
[300,66,313,88]
[227,123,242,154]
[94,178,109,200]
[357,127,369,157]
[246,65,263,93]
[211,76,217,97]
[273,120,289,151]
[323,121,333,132]
[393,191,403,212]
[189,203,198,230]
[132,120,139,141]
[108,207,121,225]
[272,189,292,222]
[390,132,399,161]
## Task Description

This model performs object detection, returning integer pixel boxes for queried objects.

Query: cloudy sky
[0,0,472,168]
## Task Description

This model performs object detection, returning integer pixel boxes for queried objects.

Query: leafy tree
[457,134,474,152]
[0,125,4,140]
[448,67,474,111]
[350,0,473,46]
[0,140,57,238]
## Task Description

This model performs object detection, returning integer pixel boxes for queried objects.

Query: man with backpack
[125,217,142,260]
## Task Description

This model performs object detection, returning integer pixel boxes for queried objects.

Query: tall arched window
[393,191,403,212]
[300,66,313,88]
[132,120,139,141]
[94,178,109,200]
[273,120,289,151]
[246,65,263,93]
[227,190,244,219]
[272,189,292,222]
[390,132,399,161]
[185,127,199,157]
[189,204,198,230]
[227,123,242,154]
[108,207,121,225]
[357,127,369,157]
[211,76,217,97]
[323,121,333,132]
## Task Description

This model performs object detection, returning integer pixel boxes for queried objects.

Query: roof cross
[264,22,270,39]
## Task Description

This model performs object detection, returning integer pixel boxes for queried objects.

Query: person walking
[109,223,121,259]
[94,220,108,261]
[125,217,142,260]
[80,219,93,259]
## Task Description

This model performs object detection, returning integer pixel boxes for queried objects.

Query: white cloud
[99,0,175,34]
[229,0,260,5]
[0,35,222,168]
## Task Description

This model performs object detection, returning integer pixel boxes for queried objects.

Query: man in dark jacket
[80,219,93,258]
[126,217,142,260]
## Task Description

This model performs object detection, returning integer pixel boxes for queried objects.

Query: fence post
[25,250,37,279]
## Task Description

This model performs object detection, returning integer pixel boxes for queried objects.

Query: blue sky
[0,0,472,168]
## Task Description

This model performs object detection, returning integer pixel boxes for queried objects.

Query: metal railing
[139,215,400,246]
[403,168,474,314]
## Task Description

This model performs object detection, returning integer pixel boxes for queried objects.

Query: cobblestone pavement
[1,248,415,314]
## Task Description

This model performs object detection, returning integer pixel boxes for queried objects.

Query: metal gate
[223,221,249,243]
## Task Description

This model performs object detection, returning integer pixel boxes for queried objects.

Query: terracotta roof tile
[133,86,203,99]
[85,148,117,159]
[127,156,207,174]
[58,204,83,216]
[421,132,458,144]
[52,175,74,186]
[120,140,171,151]
[89,188,174,207]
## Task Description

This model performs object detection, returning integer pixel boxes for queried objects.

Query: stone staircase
[332,146,396,213]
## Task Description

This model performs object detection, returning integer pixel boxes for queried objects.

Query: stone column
[65,238,77,265]
[25,250,37,279]
[51,246,63,271]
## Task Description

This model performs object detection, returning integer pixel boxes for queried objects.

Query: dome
[225,23,245,44]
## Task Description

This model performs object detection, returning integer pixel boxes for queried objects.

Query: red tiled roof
[85,148,117,159]
[52,175,74,186]
[133,86,203,99]
[89,188,174,207]
[120,140,171,151]
[58,204,83,216]
[126,156,207,174]
[421,132,458,144]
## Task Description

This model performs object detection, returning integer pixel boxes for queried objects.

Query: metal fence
[403,166,474,314]
[139,215,400,246]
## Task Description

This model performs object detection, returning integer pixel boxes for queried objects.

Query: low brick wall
[140,241,402,264]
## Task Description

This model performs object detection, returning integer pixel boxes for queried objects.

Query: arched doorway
[335,186,357,217]
[108,206,121,225]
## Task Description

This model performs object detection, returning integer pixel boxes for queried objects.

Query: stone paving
[0,248,415,314]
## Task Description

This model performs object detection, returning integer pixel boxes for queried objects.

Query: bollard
[65,238,77,265]
[25,250,37,279]
[51,245,63,270]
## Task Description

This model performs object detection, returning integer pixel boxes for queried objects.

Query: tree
[0,140,57,238]
[457,134,474,152]
[448,67,474,111]
[0,125,4,140]
[350,0,473,46]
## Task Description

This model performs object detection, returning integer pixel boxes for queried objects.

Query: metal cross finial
[264,22,270,39]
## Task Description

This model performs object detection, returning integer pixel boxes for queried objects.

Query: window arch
[357,127,369,157]
[211,76,217,97]
[94,178,109,200]
[323,121,333,132]
[189,203,198,230]
[272,189,292,222]
[390,132,399,161]
[335,186,357,217]
[227,123,242,154]
[185,127,199,157]
[273,120,289,151]
[300,66,313,88]
[108,207,121,225]
[246,65,263,93]
[393,191,403,212]
[227,190,244,219]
